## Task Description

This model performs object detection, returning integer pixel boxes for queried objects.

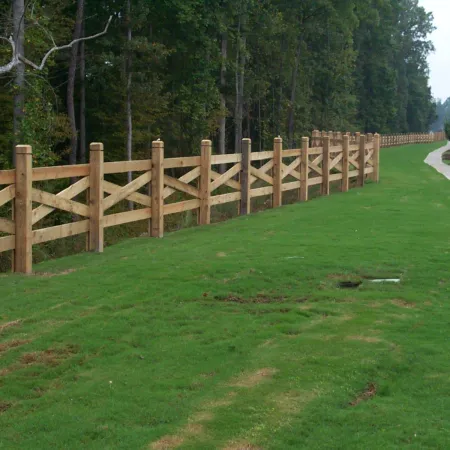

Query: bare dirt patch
[229,368,278,388]
[0,320,21,334]
[20,346,78,367]
[0,339,30,353]
[150,435,184,450]
[0,401,12,414]
[350,383,377,406]
[391,299,416,309]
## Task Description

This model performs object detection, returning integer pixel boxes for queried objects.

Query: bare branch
[0,15,112,74]
[0,36,18,74]
[19,15,112,70]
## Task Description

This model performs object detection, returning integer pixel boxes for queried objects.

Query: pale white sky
[419,0,450,101]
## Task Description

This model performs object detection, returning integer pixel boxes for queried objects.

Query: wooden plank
[0,217,15,234]
[364,167,374,174]
[164,199,200,215]
[151,141,164,237]
[103,180,151,207]
[349,170,359,177]
[300,137,309,202]
[348,157,359,169]
[281,158,300,180]
[308,147,323,155]
[210,170,241,191]
[373,134,380,182]
[329,145,342,153]
[272,137,282,208]
[32,164,89,182]
[0,184,15,207]
[163,156,200,169]
[282,149,301,157]
[103,171,152,211]
[88,143,104,252]
[32,176,90,225]
[240,139,251,215]
[163,166,201,199]
[104,159,151,174]
[0,235,15,253]
[251,186,273,197]
[322,136,330,196]
[0,170,15,186]
[32,188,90,217]
[210,154,242,165]
[14,145,33,274]
[251,150,274,161]
[199,140,212,225]
[210,163,241,192]
[358,135,366,187]
[308,177,322,186]
[33,220,89,245]
[250,165,274,186]
[210,192,242,206]
[349,145,359,152]
[104,208,152,228]
[308,161,322,176]
[342,135,349,192]
[163,174,200,198]
[329,153,343,170]
[282,181,301,192]
[249,160,273,185]
[329,173,343,181]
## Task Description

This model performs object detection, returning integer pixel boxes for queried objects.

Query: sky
[419,0,450,101]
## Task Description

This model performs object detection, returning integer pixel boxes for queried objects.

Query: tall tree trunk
[79,21,86,163]
[234,15,246,153]
[287,37,302,149]
[13,0,25,165]
[219,32,227,172]
[67,0,84,170]
[126,0,133,210]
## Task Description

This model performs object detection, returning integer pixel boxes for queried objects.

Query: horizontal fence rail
[0,129,443,274]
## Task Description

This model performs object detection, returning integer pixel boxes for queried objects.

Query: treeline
[0,0,436,168]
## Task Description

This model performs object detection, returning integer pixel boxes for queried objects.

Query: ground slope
[1,141,450,449]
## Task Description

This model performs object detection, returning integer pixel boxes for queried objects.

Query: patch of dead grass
[0,339,30,353]
[150,435,184,450]
[0,401,12,413]
[0,320,21,334]
[222,441,262,450]
[347,336,383,343]
[228,368,278,388]
[34,269,77,278]
[391,299,416,309]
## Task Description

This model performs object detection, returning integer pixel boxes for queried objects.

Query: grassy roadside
[0,141,449,449]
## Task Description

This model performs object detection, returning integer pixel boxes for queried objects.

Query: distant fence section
[0,130,443,274]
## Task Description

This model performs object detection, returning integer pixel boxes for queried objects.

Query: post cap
[201,139,212,145]
[15,145,32,155]
[90,142,104,151]
[242,138,251,143]
[274,136,282,143]
[152,139,164,148]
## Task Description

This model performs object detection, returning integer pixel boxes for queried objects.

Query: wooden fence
[310,130,445,148]
[0,133,381,274]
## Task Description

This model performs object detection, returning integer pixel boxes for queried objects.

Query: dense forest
[0,0,437,169]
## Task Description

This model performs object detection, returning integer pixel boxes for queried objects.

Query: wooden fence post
[342,135,349,192]
[358,134,366,187]
[300,137,309,202]
[15,145,33,274]
[240,138,251,215]
[199,139,212,225]
[322,136,330,195]
[89,143,104,252]
[151,140,164,238]
[373,133,380,183]
[273,137,282,208]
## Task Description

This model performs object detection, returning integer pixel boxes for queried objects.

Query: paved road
[424,141,450,180]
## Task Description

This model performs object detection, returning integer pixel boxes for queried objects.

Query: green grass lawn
[1,141,450,449]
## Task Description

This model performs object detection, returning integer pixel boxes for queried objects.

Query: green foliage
[444,121,450,140]
[1,141,450,448]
